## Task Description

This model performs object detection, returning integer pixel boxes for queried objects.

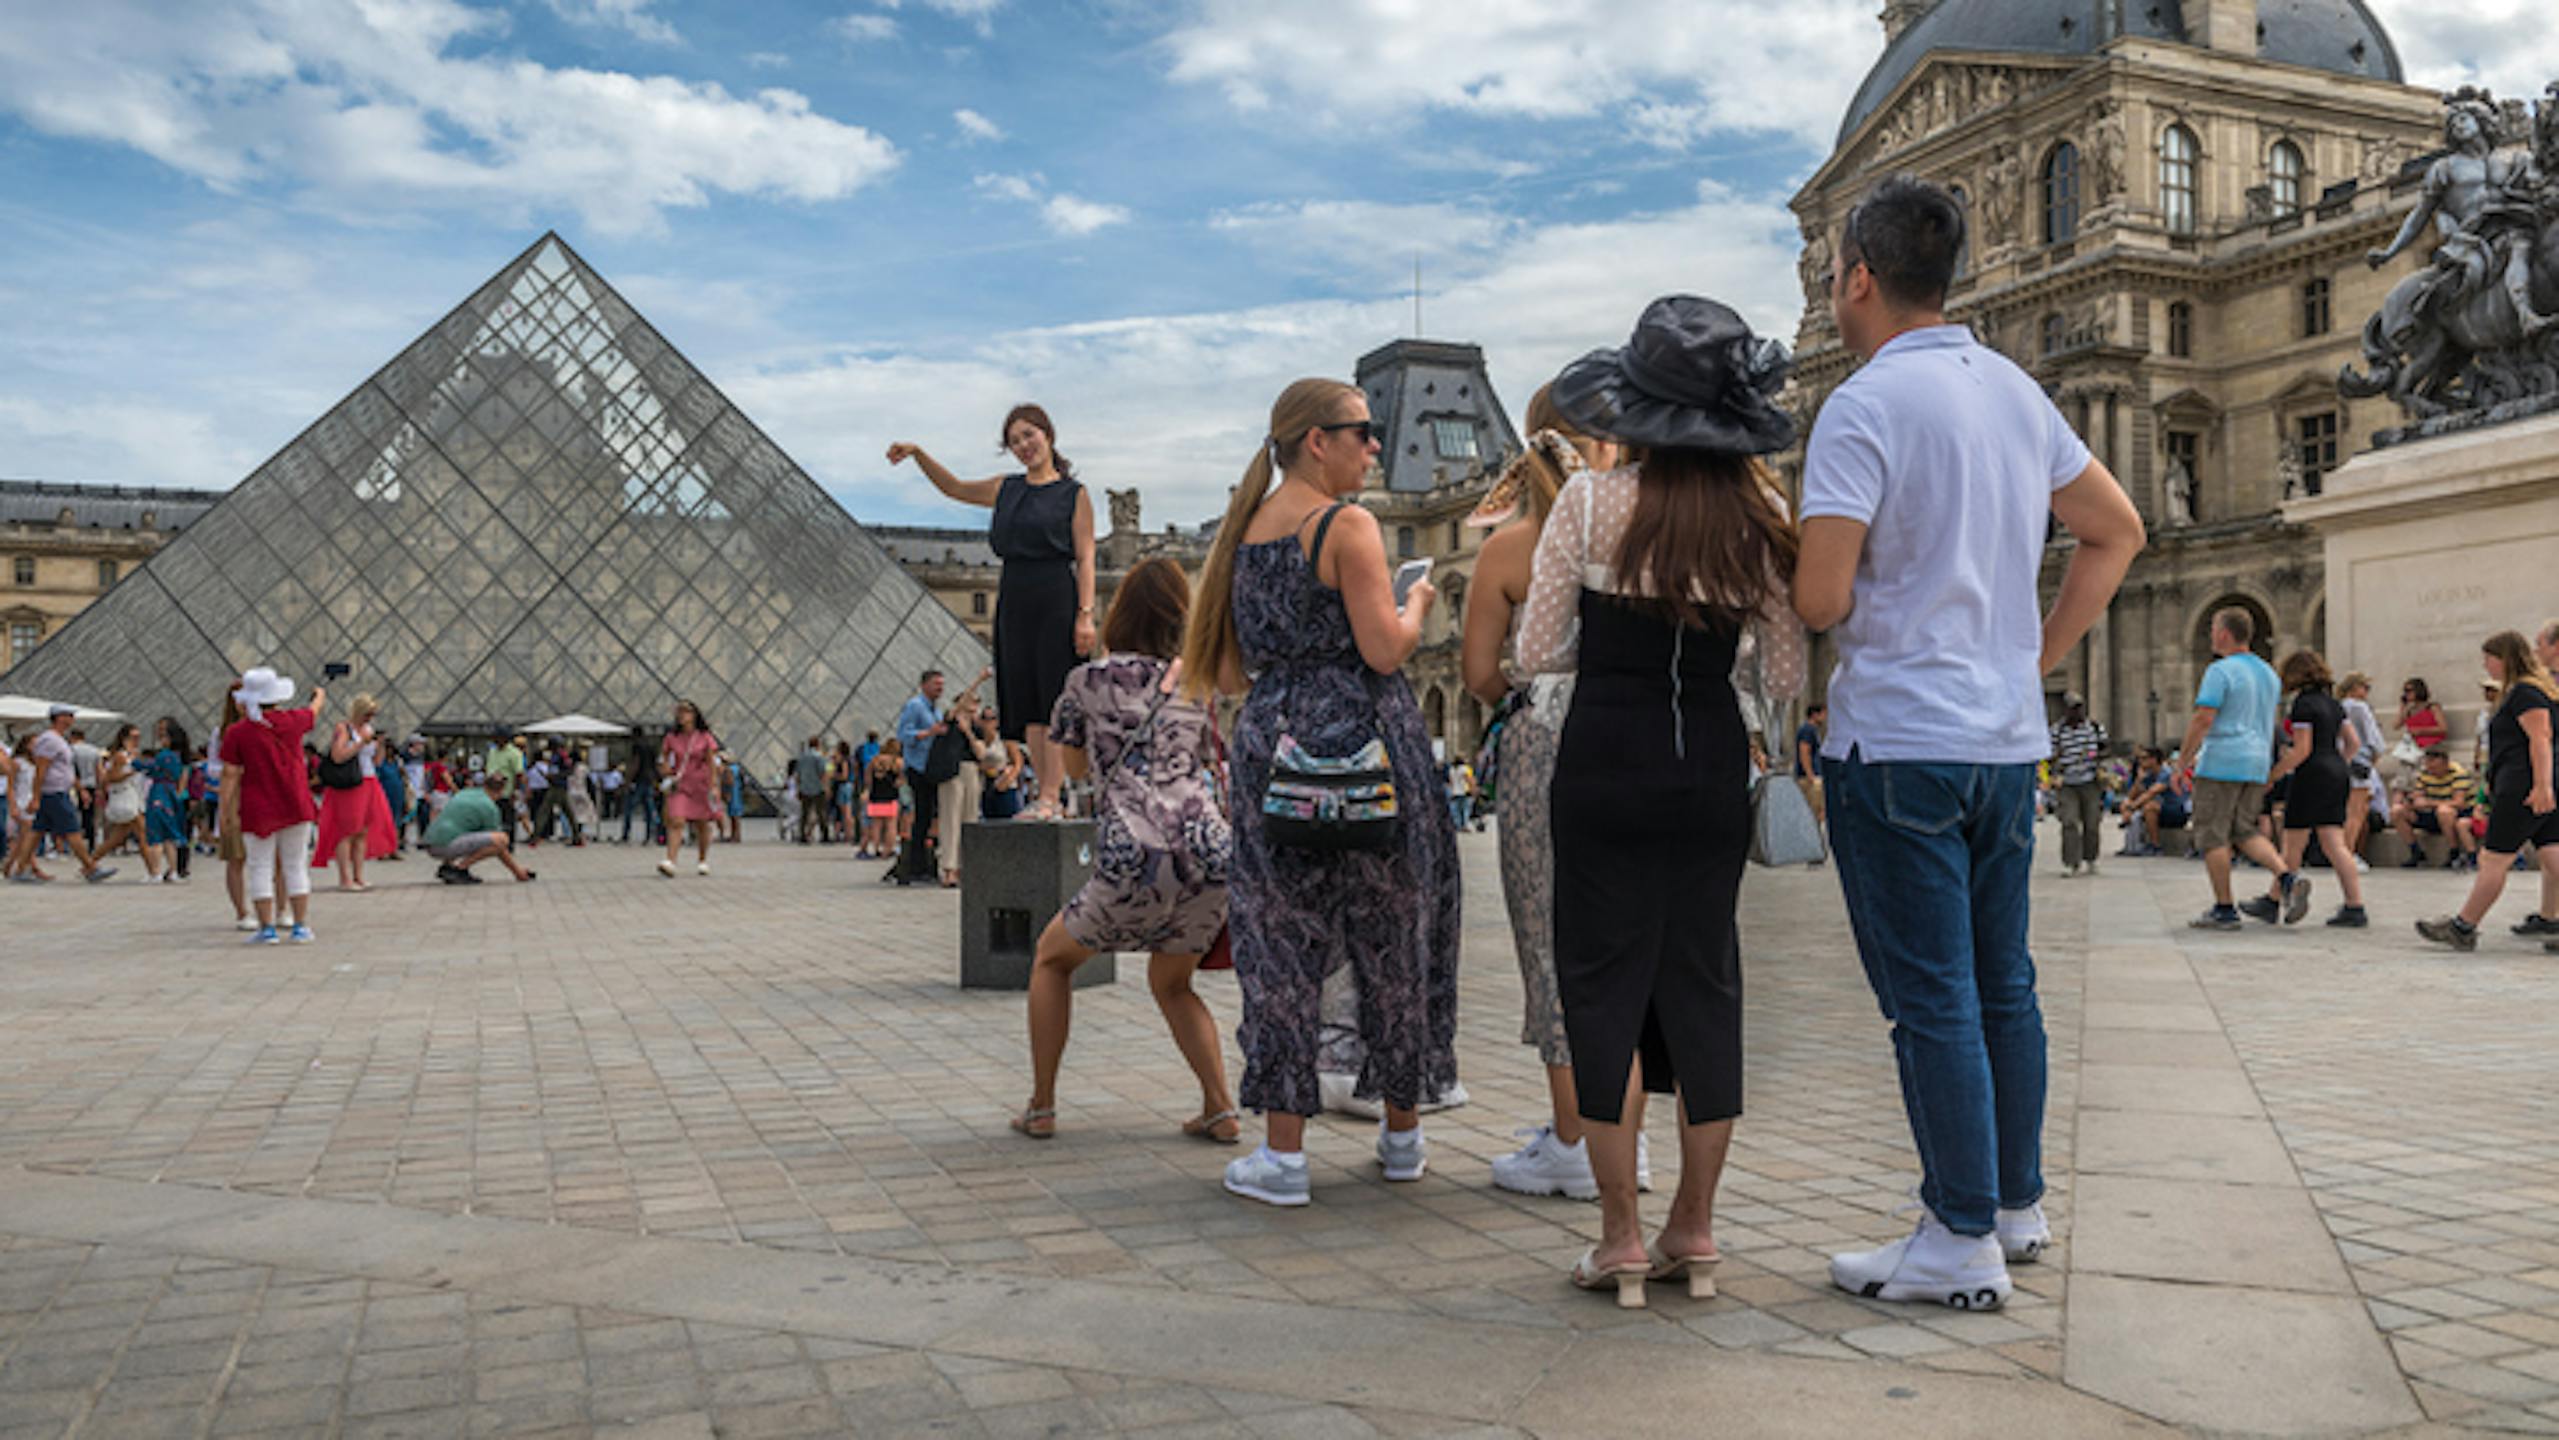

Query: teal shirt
[2193,653,2281,784]
[425,788,502,849]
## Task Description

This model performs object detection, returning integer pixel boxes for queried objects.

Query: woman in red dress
[313,695,397,891]
[656,699,721,878]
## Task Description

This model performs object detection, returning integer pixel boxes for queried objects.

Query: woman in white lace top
[1527,295,1806,1309]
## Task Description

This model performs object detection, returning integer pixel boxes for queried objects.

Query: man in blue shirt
[2177,606,2304,929]
[890,670,946,886]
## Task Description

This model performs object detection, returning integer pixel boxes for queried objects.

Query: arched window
[2269,139,2305,218]
[1948,184,1971,278]
[2160,124,2199,235]
[2041,142,2080,243]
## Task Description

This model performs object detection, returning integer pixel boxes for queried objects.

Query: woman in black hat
[1518,295,1805,1307]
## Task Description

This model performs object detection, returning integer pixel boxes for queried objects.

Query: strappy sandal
[1018,800,1058,823]
[1183,1109,1242,1145]
[1571,1248,1651,1309]
[1646,1241,1723,1300]
[1010,1107,1056,1140]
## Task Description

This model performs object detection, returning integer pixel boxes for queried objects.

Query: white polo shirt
[1801,324,2091,765]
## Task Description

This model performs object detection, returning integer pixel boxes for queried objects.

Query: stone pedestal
[2287,412,2559,745]
[958,820,1116,991]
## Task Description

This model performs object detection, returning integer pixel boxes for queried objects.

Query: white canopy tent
[521,713,630,738]
[0,694,123,726]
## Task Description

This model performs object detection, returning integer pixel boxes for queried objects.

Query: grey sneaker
[1377,1122,1427,1183]
[1224,1147,1311,1207]
[2282,874,2313,924]
[2416,915,2477,952]
[2191,908,2243,931]
[83,866,118,884]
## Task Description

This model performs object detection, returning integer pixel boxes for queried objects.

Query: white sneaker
[1376,1122,1427,1182]
[696,862,710,876]
[235,915,261,932]
[1320,1074,1470,1120]
[1491,1127,1598,1200]
[1997,1202,2053,1263]
[1223,1146,1311,1207]
[1830,1211,2013,1310]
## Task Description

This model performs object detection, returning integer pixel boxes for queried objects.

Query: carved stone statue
[1105,486,1142,536]
[2361,135,2406,184]
[2163,456,2196,527]
[2245,185,2276,225]
[2276,442,2305,501]
[2088,102,2128,208]
[2342,85,2559,434]
[1798,230,1833,313]
[1979,144,2022,247]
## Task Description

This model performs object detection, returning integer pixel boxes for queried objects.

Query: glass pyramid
[0,233,986,783]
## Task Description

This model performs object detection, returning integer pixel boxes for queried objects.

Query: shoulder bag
[1259,503,1400,853]
[317,725,365,790]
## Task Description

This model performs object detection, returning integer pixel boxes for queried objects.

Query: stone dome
[1838,0,2404,145]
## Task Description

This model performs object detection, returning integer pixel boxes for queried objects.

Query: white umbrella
[0,694,121,725]
[522,713,630,737]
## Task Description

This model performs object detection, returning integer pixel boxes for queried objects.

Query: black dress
[2283,690,2350,829]
[1550,591,1748,1127]
[989,473,1082,743]
[2484,683,2559,854]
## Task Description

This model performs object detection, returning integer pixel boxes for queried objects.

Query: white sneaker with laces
[1491,1127,1598,1200]
[1223,1146,1310,1207]
[1830,1210,2013,1310]
[1377,1122,1427,1182]
[1996,1201,2052,1263]
[235,915,261,932]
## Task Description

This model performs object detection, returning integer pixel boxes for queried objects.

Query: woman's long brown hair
[2483,630,2559,702]
[1611,448,1799,630]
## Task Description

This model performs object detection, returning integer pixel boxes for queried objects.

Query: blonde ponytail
[1180,377,1361,701]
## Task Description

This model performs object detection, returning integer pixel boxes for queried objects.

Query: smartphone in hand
[1393,559,1432,606]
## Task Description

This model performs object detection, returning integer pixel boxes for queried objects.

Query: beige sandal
[1183,1109,1242,1145]
[1646,1241,1723,1300]
[1572,1248,1651,1309]
[1010,1107,1056,1140]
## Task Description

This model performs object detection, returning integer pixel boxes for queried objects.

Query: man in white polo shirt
[1796,175,2145,1309]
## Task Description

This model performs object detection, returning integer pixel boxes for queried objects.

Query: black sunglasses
[1312,420,1379,446]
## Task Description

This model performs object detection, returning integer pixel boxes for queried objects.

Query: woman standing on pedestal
[888,404,1097,821]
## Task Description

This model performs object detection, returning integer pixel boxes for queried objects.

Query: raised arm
[1316,506,1430,675]
[885,443,1004,508]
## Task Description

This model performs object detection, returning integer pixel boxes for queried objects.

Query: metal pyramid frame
[0,233,985,781]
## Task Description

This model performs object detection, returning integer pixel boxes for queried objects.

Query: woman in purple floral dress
[1011,559,1238,1143]
[1181,378,1461,1208]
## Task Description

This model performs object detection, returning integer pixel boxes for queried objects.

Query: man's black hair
[1843,173,1965,312]
[919,668,943,687]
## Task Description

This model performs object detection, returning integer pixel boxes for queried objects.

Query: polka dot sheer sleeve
[1519,470,1599,674]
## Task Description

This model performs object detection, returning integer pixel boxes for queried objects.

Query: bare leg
[2542,845,2558,920]
[2458,850,2520,926]
[226,855,247,919]
[1027,723,1062,812]
[1545,1065,1585,1148]
[1025,918,1090,1112]
[1147,951,1231,1121]
[348,828,367,887]
[2205,845,2238,907]
[1584,1062,1651,1271]
[2317,827,2364,907]
[2235,829,2291,880]
[663,819,683,870]
[694,820,712,866]
[1653,1109,1734,1262]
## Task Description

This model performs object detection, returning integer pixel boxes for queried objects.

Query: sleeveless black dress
[989,473,1082,742]
[2284,690,2350,829]
[1550,592,1749,1127]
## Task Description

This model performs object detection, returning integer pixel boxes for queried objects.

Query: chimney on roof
[1879,0,1934,43]
[2186,0,2259,54]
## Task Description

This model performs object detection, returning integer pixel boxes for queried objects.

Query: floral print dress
[1049,655,1230,955]
[1225,507,1461,1118]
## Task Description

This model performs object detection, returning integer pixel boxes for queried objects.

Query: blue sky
[0,0,2545,529]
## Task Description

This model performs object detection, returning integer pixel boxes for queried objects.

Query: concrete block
[957,820,1116,991]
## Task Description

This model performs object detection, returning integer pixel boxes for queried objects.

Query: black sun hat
[1550,295,1795,455]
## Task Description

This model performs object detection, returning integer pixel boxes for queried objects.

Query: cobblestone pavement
[0,825,2551,1436]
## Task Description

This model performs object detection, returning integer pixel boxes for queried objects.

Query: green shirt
[425,788,502,850]
[486,744,524,796]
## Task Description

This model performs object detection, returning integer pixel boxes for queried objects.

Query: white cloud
[0,0,902,234]
[973,173,1132,236]
[2368,1,2559,101]
[743,51,792,69]
[827,13,900,44]
[545,0,680,46]
[1209,200,1517,287]
[952,107,1005,142]
[735,181,1801,527]
[1162,0,1877,150]
[879,0,1006,38]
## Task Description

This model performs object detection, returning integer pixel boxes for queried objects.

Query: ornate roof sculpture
[0,234,986,777]
[1839,0,2404,146]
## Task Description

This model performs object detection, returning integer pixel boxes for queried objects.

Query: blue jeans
[1824,752,2045,1236]
[622,784,659,843]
